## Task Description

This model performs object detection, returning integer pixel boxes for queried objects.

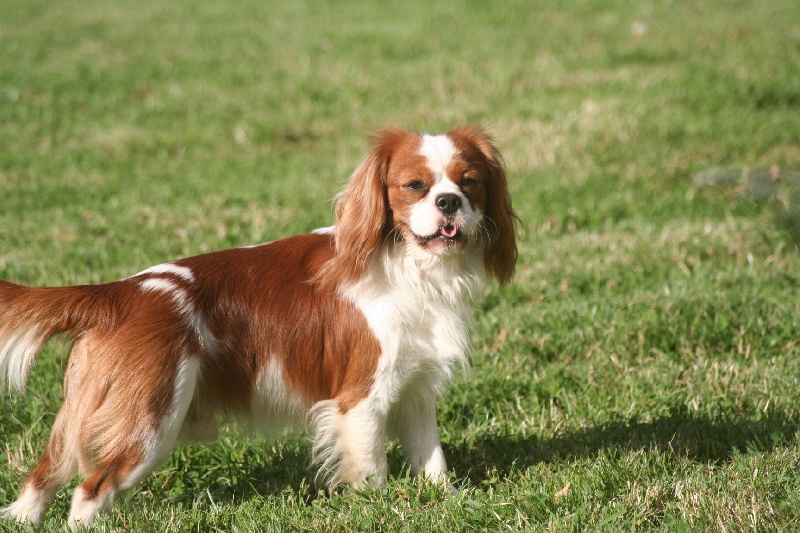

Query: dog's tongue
[440,225,459,238]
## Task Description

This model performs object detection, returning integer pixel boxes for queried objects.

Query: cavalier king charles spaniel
[0,125,516,529]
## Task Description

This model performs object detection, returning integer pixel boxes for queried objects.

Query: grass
[2,0,800,530]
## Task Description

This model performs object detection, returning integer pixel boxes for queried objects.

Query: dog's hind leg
[1,340,93,526]
[1,446,64,526]
[66,452,163,531]
[66,355,200,530]
[1,393,89,525]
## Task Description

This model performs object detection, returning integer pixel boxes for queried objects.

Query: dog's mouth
[410,224,466,249]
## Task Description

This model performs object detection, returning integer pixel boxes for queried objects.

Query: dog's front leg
[390,393,448,482]
[311,399,388,489]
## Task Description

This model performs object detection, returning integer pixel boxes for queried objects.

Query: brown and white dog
[0,125,516,529]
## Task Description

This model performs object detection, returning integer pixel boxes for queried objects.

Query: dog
[0,125,516,529]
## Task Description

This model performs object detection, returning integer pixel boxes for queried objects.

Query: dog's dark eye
[461,177,478,189]
[405,180,427,191]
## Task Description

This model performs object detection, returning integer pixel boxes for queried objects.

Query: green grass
[2,0,800,530]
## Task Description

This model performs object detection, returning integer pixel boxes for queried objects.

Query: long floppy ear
[450,125,518,286]
[316,128,410,289]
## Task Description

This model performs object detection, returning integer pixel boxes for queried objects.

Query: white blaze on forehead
[419,134,457,182]
[409,133,479,239]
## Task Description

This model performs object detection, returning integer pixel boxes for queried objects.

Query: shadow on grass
[147,440,318,507]
[143,405,799,506]
[445,405,800,483]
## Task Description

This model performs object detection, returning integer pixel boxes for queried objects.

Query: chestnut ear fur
[448,125,518,286]
[315,129,417,289]
[316,126,518,290]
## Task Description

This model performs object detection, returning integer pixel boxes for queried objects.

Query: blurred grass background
[2,0,800,530]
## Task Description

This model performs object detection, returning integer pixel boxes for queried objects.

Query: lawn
[2,0,800,530]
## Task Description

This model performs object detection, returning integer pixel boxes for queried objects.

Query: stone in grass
[694,165,800,246]
[693,165,800,200]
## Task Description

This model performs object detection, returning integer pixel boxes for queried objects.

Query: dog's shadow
[445,404,799,483]
[147,404,798,507]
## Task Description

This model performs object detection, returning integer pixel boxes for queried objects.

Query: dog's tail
[0,279,115,394]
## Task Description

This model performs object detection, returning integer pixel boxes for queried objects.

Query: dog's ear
[316,128,411,289]
[450,125,518,286]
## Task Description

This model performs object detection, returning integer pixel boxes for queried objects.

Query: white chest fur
[347,244,486,412]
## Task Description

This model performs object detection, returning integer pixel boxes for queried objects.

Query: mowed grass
[2,0,800,530]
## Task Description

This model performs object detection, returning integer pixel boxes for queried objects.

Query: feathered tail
[0,279,114,394]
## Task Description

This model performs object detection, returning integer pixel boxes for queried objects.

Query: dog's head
[319,125,517,287]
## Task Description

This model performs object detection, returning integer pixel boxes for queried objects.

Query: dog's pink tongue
[440,225,459,238]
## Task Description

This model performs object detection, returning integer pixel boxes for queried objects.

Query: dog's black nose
[435,193,462,216]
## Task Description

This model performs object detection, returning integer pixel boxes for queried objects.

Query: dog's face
[385,132,489,255]
[318,125,517,289]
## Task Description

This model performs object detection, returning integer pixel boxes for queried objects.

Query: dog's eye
[461,177,478,189]
[405,180,427,191]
